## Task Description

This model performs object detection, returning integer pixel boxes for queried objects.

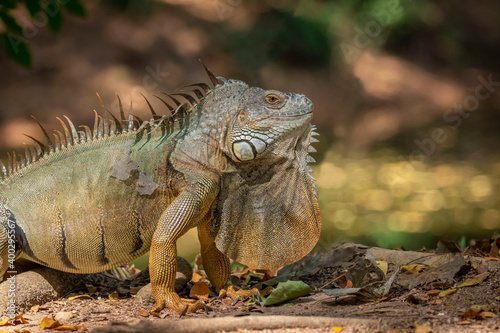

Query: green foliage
[224,9,331,70]
[259,280,311,306]
[0,0,86,67]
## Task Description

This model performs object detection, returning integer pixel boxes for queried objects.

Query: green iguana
[0,65,321,313]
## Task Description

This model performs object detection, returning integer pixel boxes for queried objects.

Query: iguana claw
[219,285,272,303]
[152,291,205,314]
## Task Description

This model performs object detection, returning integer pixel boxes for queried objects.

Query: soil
[2,243,499,333]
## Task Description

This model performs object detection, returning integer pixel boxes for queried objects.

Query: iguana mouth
[252,110,313,124]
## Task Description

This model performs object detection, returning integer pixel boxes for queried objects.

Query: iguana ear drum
[232,138,267,161]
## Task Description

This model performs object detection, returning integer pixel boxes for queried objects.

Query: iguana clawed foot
[219,285,273,303]
[151,290,205,315]
[152,285,273,315]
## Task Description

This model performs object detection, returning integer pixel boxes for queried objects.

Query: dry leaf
[31,305,40,313]
[68,295,92,301]
[191,272,204,283]
[438,288,457,297]
[427,299,442,305]
[0,317,12,326]
[458,321,471,325]
[40,317,86,331]
[481,311,496,318]
[190,282,210,299]
[40,317,61,329]
[400,264,423,274]
[108,291,119,300]
[426,290,440,297]
[54,324,87,331]
[85,284,97,294]
[0,314,28,326]
[458,272,489,288]
[137,309,149,317]
[53,301,65,305]
[376,260,388,275]
[333,326,342,332]
[415,324,432,333]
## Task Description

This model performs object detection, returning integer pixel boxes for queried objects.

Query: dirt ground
[1,243,499,333]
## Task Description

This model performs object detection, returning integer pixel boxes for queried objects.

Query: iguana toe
[152,291,205,314]
[220,285,273,302]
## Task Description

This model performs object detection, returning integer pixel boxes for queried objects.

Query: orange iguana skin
[0,72,321,313]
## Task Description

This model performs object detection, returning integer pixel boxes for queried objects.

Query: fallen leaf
[333,326,342,332]
[68,295,92,301]
[0,318,11,326]
[245,271,265,285]
[415,324,432,333]
[53,301,65,305]
[490,239,500,258]
[40,318,61,329]
[40,317,86,331]
[260,280,311,306]
[427,299,442,305]
[137,309,149,317]
[484,257,500,262]
[400,264,423,274]
[191,272,204,283]
[438,288,457,297]
[426,290,440,297]
[31,305,40,313]
[376,260,388,275]
[108,291,119,300]
[458,272,489,288]
[0,314,28,326]
[460,305,496,320]
[190,282,210,299]
[323,288,360,297]
[85,284,97,294]
[54,324,87,331]
[481,311,496,318]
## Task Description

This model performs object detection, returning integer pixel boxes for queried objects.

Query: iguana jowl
[0,67,321,313]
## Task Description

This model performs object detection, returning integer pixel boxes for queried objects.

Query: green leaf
[45,0,62,32]
[260,281,311,306]
[62,0,86,17]
[4,33,31,67]
[0,10,23,33]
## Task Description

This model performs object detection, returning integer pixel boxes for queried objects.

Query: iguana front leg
[150,177,218,314]
[197,222,271,301]
[197,221,231,293]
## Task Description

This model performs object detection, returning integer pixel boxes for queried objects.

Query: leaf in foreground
[458,272,490,288]
[40,317,87,331]
[260,281,311,306]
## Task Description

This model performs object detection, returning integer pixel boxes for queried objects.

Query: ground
[1,243,499,333]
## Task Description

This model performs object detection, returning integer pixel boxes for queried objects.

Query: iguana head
[227,87,313,162]
[204,79,321,271]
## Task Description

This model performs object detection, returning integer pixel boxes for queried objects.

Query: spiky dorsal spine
[0,63,222,181]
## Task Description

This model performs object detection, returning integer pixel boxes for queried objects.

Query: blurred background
[0,0,499,265]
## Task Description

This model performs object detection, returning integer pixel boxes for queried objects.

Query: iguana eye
[265,94,280,104]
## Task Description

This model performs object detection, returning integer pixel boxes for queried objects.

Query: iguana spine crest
[0,65,223,182]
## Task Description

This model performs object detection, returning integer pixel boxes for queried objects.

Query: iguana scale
[0,66,321,313]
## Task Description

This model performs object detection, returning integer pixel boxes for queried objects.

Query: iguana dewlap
[0,67,321,313]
